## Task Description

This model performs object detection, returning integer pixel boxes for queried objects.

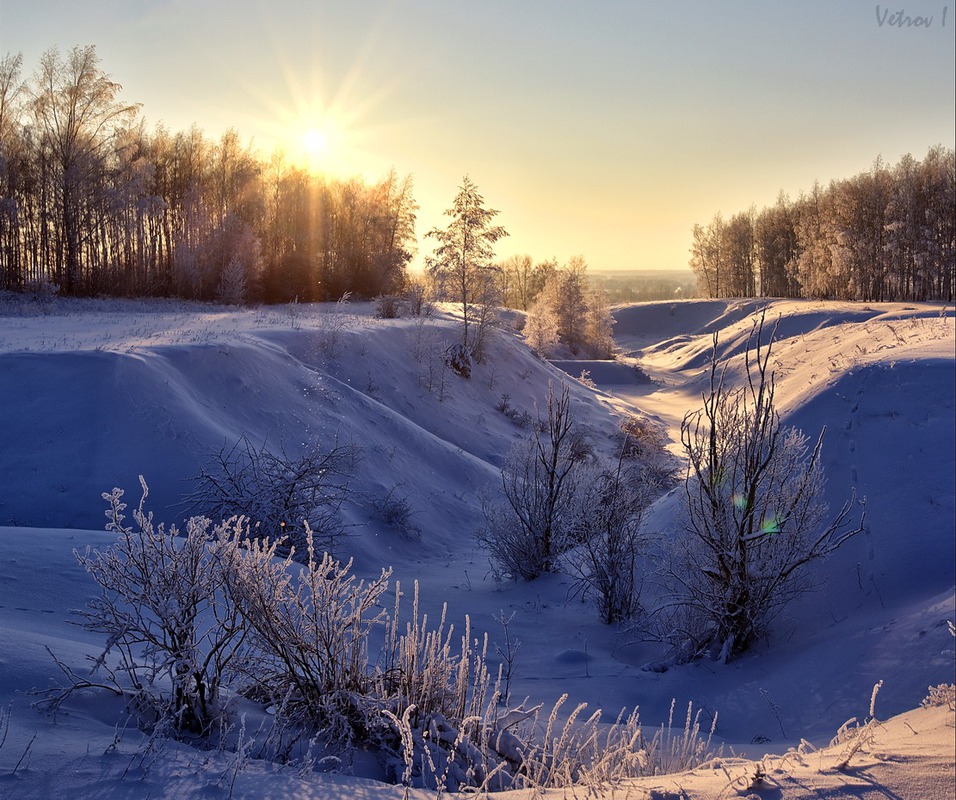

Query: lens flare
[760,516,782,535]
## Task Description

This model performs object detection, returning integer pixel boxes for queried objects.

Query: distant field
[587,269,697,302]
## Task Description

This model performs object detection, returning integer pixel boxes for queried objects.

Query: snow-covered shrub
[186,434,358,556]
[314,293,353,361]
[620,413,666,460]
[478,383,592,580]
[76,486,502,767]
[619,413,675,486]
[371,486,419,538]
[75,479,248,735]
[374,294,402,318]
[67,481,718,791]
[571,458,651,624]
[222,547,504,783]
[444,341,472,378]
[659,314,863,661]
[403,280,430,316]
[495,393,532,428]
[921,683,955,710]
[922,620,955,709]
[220,529,392,750]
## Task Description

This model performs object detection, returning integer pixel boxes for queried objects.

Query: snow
[0,294,953,798]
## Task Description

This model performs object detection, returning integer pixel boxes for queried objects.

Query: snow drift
[0,295,952,798]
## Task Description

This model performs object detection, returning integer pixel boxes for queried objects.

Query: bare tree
[30,46,140,294]
[689,214,724,298]
[662,314,863,661]
[572,455,652,624]
[0,53,23,140]
[499,254,556,310]
[0,53,26,291]
[479,382,591,580]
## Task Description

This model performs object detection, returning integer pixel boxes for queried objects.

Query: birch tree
[30,45,139,294]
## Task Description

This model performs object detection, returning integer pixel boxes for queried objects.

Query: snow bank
[0,295,952,798]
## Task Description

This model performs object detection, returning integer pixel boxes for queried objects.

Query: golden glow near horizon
[2,1,953,271]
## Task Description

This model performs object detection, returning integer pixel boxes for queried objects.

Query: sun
[292,121,340,172]
[246,38,402,179]
[301,126,330,159]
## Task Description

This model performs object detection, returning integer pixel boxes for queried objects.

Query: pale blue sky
[1,0,953,271]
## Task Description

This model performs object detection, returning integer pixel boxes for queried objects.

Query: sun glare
[246,27,406,179]
[301,127,329,157]
[289,120,341,173]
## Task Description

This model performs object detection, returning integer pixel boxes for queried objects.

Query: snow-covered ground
[0,294,953,798]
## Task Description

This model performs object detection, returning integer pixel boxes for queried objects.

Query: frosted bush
[922,620,955,709]
[921,684,955,710]
[75,479,248,735]
[186,434,358,556]
[68,482,721,793]
[571,458,651,624]
[374,294,402,318]
[220,528,391,749]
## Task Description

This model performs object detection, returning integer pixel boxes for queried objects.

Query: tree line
[0,47,417,302]
[690,146,955,302]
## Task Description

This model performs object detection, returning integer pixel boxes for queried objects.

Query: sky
[1,0,954,272]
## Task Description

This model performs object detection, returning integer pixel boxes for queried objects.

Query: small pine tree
[426,176,508,358]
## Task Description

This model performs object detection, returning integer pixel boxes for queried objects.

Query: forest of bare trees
[690,147,955,302]
[7,48,949,310]
[0,47,418,303]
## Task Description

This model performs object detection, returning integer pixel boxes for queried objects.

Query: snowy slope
[609,299,955,732]
[0,294,953,798]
